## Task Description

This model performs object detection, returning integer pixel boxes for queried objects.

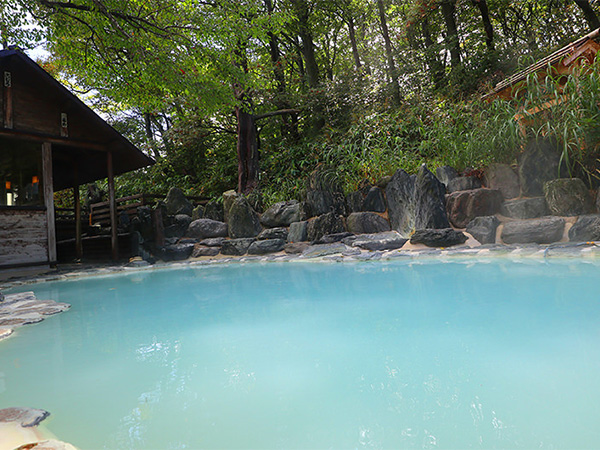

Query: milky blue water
[1,259,600,449]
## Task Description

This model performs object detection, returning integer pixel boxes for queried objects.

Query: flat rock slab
[301,243,353,258]
[348,231,407,251]
[248,239,286,255]
[410,228,468,247]
[501,217,565,244]
[0,407,50,427]
[0,292,70,341]
[502,197,548,219]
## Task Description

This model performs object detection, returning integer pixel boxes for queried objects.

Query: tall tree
[376,0,401,105]
[574,0,600,31]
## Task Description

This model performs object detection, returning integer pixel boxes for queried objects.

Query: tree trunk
[422,18,445,90]
[440,0,461,69]
[472,0,494,50]
[236,108,259,194]
[347,15,362,70]
[291,0,320,88]
[574,0,600,31]
[376,0,401,105]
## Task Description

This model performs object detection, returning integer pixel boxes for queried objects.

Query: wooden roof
[0,48,154,190]
[483,28,600,100]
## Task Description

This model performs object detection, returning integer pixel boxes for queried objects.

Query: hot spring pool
[1,259,600,449]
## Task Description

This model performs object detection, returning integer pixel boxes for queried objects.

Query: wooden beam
[3,71,13,129]
[107,151,118,260]
[42,142,57,265]
[73,179,83,260]
[0,128,108,151]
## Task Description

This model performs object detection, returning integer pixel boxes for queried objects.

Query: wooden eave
[0,48,154,191]
[483,28,600,101]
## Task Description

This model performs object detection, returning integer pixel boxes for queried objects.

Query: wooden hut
[0,48,154,269]
[484,28,600,102]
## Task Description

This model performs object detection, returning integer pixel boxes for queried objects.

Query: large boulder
[466,216,500,244]
[288,221,308,242]
[191,205,204,220]
[346,191,364,213]
[501,217,565,244]
[305,190,346,217]
[435,166,459,187]
[248,239,286,255]
[446,176,482,193]
[227,196,262,238]
[222,190,239,223]
[158,243,194,261]
[362,187,387,212]
[203,200,224,222]
[307,212,346,242]
[410,228,468,247]
[346,212,390,234]
[518,138,566,196]
[543,178,594,216]
[260,200,305,227]
[191,245,220,257]
[186,219,228,239]
[385,165,449,238]
[446,188,504,228]
[501,197,548,219]
[484,163,520,199]
[221,238,256,256]
[165,214,192,239]
[165,187,193,216]
[349,231,407,251]
[568,214,600,242]
[257,227,288,240]
[385,169,415,237]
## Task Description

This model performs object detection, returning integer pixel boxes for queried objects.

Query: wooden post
[74,183,83,260]
[107,151,118,260]
[42,142,57,264]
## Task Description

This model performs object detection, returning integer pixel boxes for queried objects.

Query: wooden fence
[89,193,208,227]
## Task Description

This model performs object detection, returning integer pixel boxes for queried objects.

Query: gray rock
[306,212,346,242]
[436,166,459,187]
[568,214,600,242]
[199,237,227,247]
[385,169,416,237]
[0,407,50,427]
[544,178,594,216]
[305,190,347,217]
[362,187,387,212]
[165,214,192,238]
[288,221,308,242]
[596,189,600,213]
[502,197,548,219]
[228,196,261,238]
[351,231,407,251]
[410,228,468,247]
[414,164,451,231]
[466,216,500,244]
[376,176,393,188]
[260,200,305,227]
[284,242,310,254]
[346,212,390,234]
[191,245,220,257]
[301,243,349,258]
[446,188,504,228]
[314,232,354,244]
[186,219,228,239]
[158,243,194,261]
[248,239,286,255]
[346,191,364,213]
[501,217,565,244]
[518,138,566,196]
[484,163,520,199]
[257,227,288,240]
[221,238,256,256]
[165,187,193,216]
[204,200,224,222]
[222,190,239,223]
[191,205,204,220]
[446,176,482,193]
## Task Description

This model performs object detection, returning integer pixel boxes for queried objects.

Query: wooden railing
[89,193,209,227]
